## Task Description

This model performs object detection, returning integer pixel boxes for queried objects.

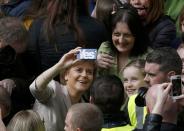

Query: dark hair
[146,47,182,74]
[43,0,85,47]
[23,0,48,20]
[77,0,90,16]
[90,75,124,114]
[111,3,149,56]
[96,0,122,33]
[146,0,164,24]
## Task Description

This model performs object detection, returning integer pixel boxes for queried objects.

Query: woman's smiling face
[64,61,95,93]
[112,22,135,54]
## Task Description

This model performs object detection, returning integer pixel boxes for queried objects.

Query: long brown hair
[23,0,48,20]
[43,0,85,47]
[96,0,122,32]
[146,0,164,24]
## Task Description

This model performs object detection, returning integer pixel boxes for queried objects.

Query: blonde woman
[7,110,45,131]
[29,47,96,131]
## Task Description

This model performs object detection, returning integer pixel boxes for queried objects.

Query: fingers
[70,47,81,54]
[164,83,172,94]
[60,47,81,63]
[65,47,81,58]
[97,53,115,69]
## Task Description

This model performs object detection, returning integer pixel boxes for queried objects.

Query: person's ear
[64,70,69,81]
[167,71,176,80]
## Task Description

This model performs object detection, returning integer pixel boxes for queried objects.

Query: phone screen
[171,75,182,97]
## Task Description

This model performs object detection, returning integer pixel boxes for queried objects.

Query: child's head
[60,59,96,93]
[90,75,124,114]
[122,59,148,97]
[7,110,45,131]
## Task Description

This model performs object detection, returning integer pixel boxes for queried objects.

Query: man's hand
[152,83,172,115]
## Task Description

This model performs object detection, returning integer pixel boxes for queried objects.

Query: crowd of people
[0,0,184,131]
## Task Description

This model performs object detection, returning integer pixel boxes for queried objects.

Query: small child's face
[123,66,147,97]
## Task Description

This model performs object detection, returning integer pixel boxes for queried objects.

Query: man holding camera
[143,47,184,131]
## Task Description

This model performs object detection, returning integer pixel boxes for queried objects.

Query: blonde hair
[7,110,45,131]
[60,60,97,85]
[121,59,146,77]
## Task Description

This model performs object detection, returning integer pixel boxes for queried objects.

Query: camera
[135,87,148,107]
[170,75,182,99]
[76,49,97,60]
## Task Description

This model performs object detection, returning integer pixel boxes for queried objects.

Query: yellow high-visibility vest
[128,94,147,129]
[102,124,134,131]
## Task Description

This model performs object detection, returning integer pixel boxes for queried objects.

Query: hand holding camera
[170,75,182,99]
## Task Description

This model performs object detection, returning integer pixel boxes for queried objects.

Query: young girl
[29,47,96,131]
[121,59,148,130]
[122,59,148,97]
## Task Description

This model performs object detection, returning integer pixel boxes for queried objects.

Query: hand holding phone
[170,75,182,99]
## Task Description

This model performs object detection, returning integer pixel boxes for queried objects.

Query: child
[121,59,148,130]
[122,59,148,97]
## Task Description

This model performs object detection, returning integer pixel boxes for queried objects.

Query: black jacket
[143,114,178,131]
[145,15,177,49]
[0,46,34,124]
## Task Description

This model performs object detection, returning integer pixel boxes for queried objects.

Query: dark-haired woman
[26,0,107,79]
[97,4,149,78]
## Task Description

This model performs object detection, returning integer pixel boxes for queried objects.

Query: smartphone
[76,49,97,60]
[170,75,182,99]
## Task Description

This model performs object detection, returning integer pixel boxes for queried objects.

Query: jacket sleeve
[143,114,163,131]
[29,79,55,104]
